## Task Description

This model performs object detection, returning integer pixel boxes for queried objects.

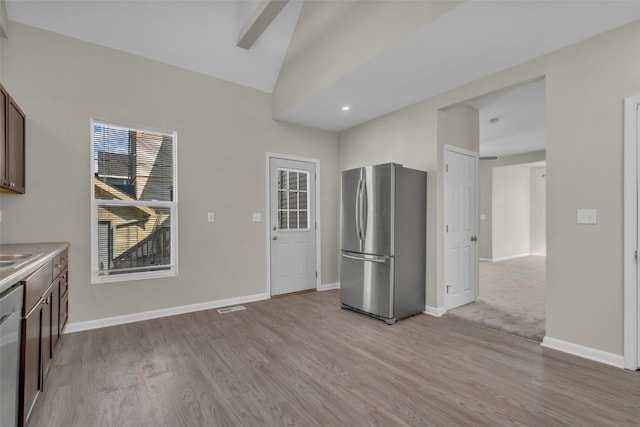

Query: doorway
[446,79,547,342]
[267,155,319,296]
[623,94,640,370]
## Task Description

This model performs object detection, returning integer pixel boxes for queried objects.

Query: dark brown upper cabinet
[1,83,26,194]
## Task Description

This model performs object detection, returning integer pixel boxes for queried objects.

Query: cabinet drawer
[60,293,69,332]
[59,268,68,298]
[22,261,53,315]
[53,249,69,279]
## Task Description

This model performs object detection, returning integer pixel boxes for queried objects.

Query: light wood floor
[30,290,638,426]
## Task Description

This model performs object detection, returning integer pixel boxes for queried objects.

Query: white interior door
[269,157,316,296]
[445,147,478,309]
[637,105,640,369]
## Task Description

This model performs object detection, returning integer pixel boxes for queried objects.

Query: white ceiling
[276,1,640,131]
[6,0,304,93]
[6,1,640,133]
[469,79,546,158]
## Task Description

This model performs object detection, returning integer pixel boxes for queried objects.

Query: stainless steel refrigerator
[340,163,426,324]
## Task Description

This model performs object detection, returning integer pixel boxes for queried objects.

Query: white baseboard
[541,336,624,369]
[492,253,531,262]
[479,258,493,262]
[318,282,340,291]
[531,252,547,257]
[423,305,447,317]
[64,292,270,334]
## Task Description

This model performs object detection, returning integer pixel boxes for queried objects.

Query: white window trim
[276,167,311,231]
[90,119,179,284]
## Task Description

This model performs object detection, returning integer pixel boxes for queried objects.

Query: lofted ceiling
[5,0,304,93]
[6,1,640,133]
[470,79,546,158]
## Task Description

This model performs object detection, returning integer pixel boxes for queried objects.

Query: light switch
[252,212,262,222]
[480,214,486,221]
[577,209,597,225]
[207,212,215,222]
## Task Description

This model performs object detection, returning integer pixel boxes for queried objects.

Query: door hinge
[446,164,449,172]
[446,285,451,294]
[635,249,638,261]
[315,222,317,230]
[446,225,448,232]
[315,271,318,278]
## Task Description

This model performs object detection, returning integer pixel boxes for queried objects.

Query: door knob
[272,236,278,240]
[471,235,478,242]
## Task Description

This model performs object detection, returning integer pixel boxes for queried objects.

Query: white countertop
[0,242,69,295]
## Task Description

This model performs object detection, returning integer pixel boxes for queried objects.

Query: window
[91,120,177,283]
[277,169,309,230]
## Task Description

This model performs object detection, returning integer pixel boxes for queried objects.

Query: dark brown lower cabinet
[19,250,68,427]
[21,293,45,423]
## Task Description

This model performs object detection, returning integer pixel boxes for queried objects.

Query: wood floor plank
[27,290,639,426]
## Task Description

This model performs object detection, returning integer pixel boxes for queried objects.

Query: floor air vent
[217,305,246,314]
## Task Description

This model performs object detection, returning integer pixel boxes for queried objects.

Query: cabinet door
[7,97,25,193]
[51,280,60,350]
[60,293,69,333]
[41,287,53,383]
[0,86,6,186]
[21,304,42,423]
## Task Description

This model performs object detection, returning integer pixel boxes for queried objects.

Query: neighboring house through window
[91,120,177,283]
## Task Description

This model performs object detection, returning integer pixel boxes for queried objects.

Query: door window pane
[278,190,287,210]
[299,211,308,229]
[299,191,307,209]
[289,191,298,209]
[278,211,288,229]
[288,211,298,229]
[278,170,287,190]
[288,172,298,190]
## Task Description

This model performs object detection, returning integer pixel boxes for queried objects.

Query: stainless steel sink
[0,253,44,270]
[0,254,32,261]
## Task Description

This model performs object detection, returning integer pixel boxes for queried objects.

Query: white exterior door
[269,157,316,296]
[445,147,478,309]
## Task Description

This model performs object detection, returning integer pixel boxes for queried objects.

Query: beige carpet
[446,256,546,341]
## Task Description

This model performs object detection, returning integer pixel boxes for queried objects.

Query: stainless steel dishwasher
[0,284,23,427]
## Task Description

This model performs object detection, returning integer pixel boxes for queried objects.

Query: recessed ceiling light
[341,106,350,111]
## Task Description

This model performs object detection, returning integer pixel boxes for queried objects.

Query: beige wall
[0,22,340,323]
[273,0,461,117]
[479,151,545,259]
[530,166,546,255]
[492,164,531,260]
[339,20,640,355]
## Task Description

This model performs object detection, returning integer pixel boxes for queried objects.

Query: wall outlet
[577,208,597,225]
[207,212,215,222]
[252,212,262,222]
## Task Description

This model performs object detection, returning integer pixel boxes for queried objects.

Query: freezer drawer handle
[341,253,386,263]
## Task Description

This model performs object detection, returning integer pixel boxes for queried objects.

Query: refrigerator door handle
[360,177,368,239]
[341,253,386,263]
[355,177,363,241]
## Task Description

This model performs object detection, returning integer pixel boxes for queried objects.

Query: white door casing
[444,146,479,310]
[268,157,317,296]
[623,95,640,370]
